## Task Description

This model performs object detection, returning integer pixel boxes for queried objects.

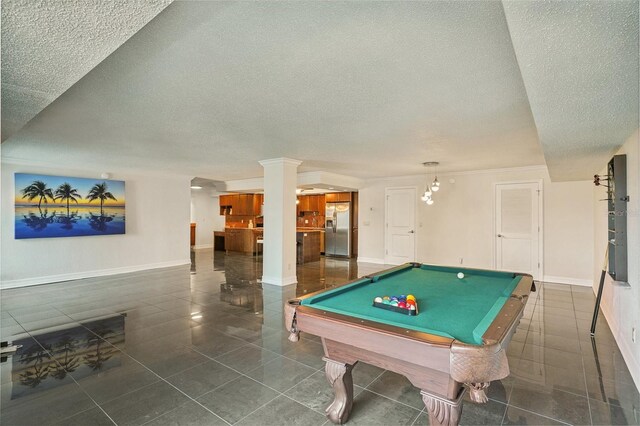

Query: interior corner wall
[1,162,192,288]
[593,128,640,390]
[358,167,594,285]
[190,190,224,249]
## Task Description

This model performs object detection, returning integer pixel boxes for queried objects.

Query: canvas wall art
[15,173,125,239]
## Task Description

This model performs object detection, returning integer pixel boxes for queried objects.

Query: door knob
[408,230,415,233]
[497,234,504,238]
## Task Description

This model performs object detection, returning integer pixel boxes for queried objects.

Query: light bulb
[296,199,300,204]
[426,198,434,205]
[421,194,429,202]
[432,177,440,191]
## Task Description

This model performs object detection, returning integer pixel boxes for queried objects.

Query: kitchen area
[216,191,358,264]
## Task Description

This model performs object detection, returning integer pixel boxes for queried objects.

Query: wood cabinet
[296,194,325,214]
[325,192,351,202]
[220,193,263,216]
[190,223,196,246]
[225,228,263,255]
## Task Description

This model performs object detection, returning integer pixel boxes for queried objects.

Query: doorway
[494,181,543,280]
[384,187,417,265]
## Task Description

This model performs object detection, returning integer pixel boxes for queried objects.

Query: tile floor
[1,249,638,425]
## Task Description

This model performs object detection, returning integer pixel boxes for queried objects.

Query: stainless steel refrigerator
[325,202,350,257]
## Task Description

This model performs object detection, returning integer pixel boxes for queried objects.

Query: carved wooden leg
[323,357,355,424]
[467,382,490,403]
[420,389,465,426]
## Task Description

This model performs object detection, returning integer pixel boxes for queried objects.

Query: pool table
[284,262,534,426]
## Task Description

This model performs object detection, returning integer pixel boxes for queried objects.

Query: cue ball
[457,272,465,279]
[374,297,383,303]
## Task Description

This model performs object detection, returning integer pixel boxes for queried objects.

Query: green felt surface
[301,264,522,345]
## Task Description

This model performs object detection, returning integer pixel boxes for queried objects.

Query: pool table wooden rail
[283,265,534,426]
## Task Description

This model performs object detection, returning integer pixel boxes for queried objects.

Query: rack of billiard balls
[372,294,418,316]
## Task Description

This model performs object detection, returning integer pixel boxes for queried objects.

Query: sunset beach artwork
[15,173,125,239]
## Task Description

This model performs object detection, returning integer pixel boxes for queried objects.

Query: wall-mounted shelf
[606,154,628,284]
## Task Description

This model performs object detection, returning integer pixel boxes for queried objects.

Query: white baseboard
[542,275,593,286]
[357,257,386,265]
[193,244,214,249]
[261,275,298,286]
[0,259,192,289]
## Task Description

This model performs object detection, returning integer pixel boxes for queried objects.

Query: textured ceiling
[1,1,637,182]
[1,1,544,180]
[503,0,639,181]
[1,0,173,141]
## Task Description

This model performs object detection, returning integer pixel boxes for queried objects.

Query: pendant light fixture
[421,162,440,205]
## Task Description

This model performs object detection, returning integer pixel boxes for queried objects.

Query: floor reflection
[0,249,636,425]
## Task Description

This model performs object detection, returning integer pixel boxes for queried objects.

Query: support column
[259,158,301,286]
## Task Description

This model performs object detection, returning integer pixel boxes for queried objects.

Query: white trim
[384,186,418,265]
[261,274,298,286]
[356,257,386,265]
[0,259,192,289]
[258,157,302,167]
[542,275,593,287]
[493,179,544,281]
[193,244,214,250]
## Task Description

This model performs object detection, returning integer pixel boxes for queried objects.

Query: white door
[385,187,416,265]
[495,182,541,279]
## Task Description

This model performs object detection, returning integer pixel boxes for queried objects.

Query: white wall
[1,161,192,288]
[358,166,594,285]
[190,189,224,249]
[593,129,640,389]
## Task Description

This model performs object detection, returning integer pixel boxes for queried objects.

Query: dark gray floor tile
[519,344,582,369]
[460,397,507,425]
[509,380,590,425]
[512,359,587,397]
[502,406,566,425]
[589,398,640,425]
[283,339,326,369]
[100,381,190,426]
[129,344,210,378]
[524,333,581,353]
[352,361,385,387]
[366,370,423,410]
[215,344,280,371]
[189,325,249,358]
[145,400,228,426]
[196,376,279,424]
[246,356,317,392]
[237,395,326,425]
[165,360,240,398]
[0,380,97,426]
[585,373,640,407]
[54,407,116,425]
[342,390,421,425]
[285,370,364,413]
[73,352,161,404]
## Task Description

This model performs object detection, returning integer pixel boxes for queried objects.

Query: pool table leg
[323,357,355,424]
[421,388,465,426]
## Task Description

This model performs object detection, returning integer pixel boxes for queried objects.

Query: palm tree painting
[15,173,125,239]
[86,182,117,215]
[20,180,54,209]
[54,183,81,213]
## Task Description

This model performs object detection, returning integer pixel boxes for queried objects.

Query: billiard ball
[390,300,398,306]
[409,304,416,310]
[374,297,383,303]
[397,301,406,308]
[406,299,416,307]
[383,298,390,304]
[457,272,465,279]
[406,294,416,302]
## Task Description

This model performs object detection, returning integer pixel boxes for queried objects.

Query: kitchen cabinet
[225,228,263,255]
[296,194,325,213]
[220,194,263,216]
[325,192,351,202]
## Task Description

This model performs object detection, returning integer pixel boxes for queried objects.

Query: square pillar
[259,158,301,286]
